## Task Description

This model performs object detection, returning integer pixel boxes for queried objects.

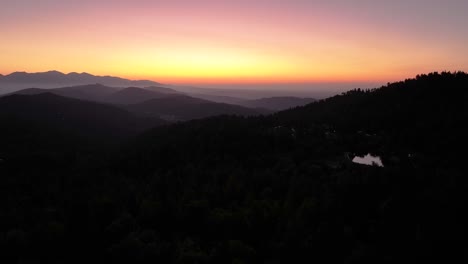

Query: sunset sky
[1,0,468,86]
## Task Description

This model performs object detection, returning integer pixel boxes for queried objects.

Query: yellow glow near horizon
[1,1,468,85]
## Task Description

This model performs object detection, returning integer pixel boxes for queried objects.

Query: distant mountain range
[125,95,267,121]
[0,71,161,93]
[0,71,317,113]
[9,84,181,104]
[240,97,316,111]
[106,87,177,105]
[9,84,120,102]
[5,85,267,121]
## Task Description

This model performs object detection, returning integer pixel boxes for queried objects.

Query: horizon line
[1,69,465,86]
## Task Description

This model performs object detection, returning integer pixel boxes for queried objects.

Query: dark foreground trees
[1,72,468,263]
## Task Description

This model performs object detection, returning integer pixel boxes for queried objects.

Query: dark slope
[6,87,50,95]
[2,72,468,263]
[277,72,468,127]
[53,84,119,101]
[7,84,120,102]
[241,96,316,111]
[126,95,267,121]
[144,86,180,94]
[9,86,267,120]
[186,94,315,111]
[9,85,168,104]
[187,93,248,105]
[0,93,165,149]
[108,72,468,262]
[275,71,468,159]
[105,87,172,105]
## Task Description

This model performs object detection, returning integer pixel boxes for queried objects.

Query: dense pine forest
[1,72,467,263]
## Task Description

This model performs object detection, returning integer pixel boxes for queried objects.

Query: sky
[1,0,468,88]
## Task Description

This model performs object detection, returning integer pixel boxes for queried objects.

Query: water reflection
[352,154,384,167]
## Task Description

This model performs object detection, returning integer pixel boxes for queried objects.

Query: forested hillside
[1,72,467,263]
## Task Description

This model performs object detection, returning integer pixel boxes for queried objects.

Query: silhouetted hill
[186,94,316,111]
[241,96,316,110]
[0,71,161,94]
[126,95,267,121]
[53,84,120,101]
[111,72,468,263]
[187,93,248,105]
[8,86,267,119]
[0,93,165,149]
[7,87,50,95]
[105,87,173,105]
[6,84,120,102]
[2,72,468,263]
[144,86,181,94]
[275,71,468,158]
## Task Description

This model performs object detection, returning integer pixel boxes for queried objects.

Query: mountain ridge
[0,92,166,146]
[126,95,268,121]
[241,96,316,110]
[0,70,162,93]
[6,84,269,121]
[105,87,175,105]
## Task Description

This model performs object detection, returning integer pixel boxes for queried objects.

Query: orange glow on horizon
[1,1,467,86]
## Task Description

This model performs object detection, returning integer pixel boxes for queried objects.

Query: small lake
[352,154,384,167]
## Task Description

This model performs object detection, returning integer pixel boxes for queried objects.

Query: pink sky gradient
[1,0,467,85]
